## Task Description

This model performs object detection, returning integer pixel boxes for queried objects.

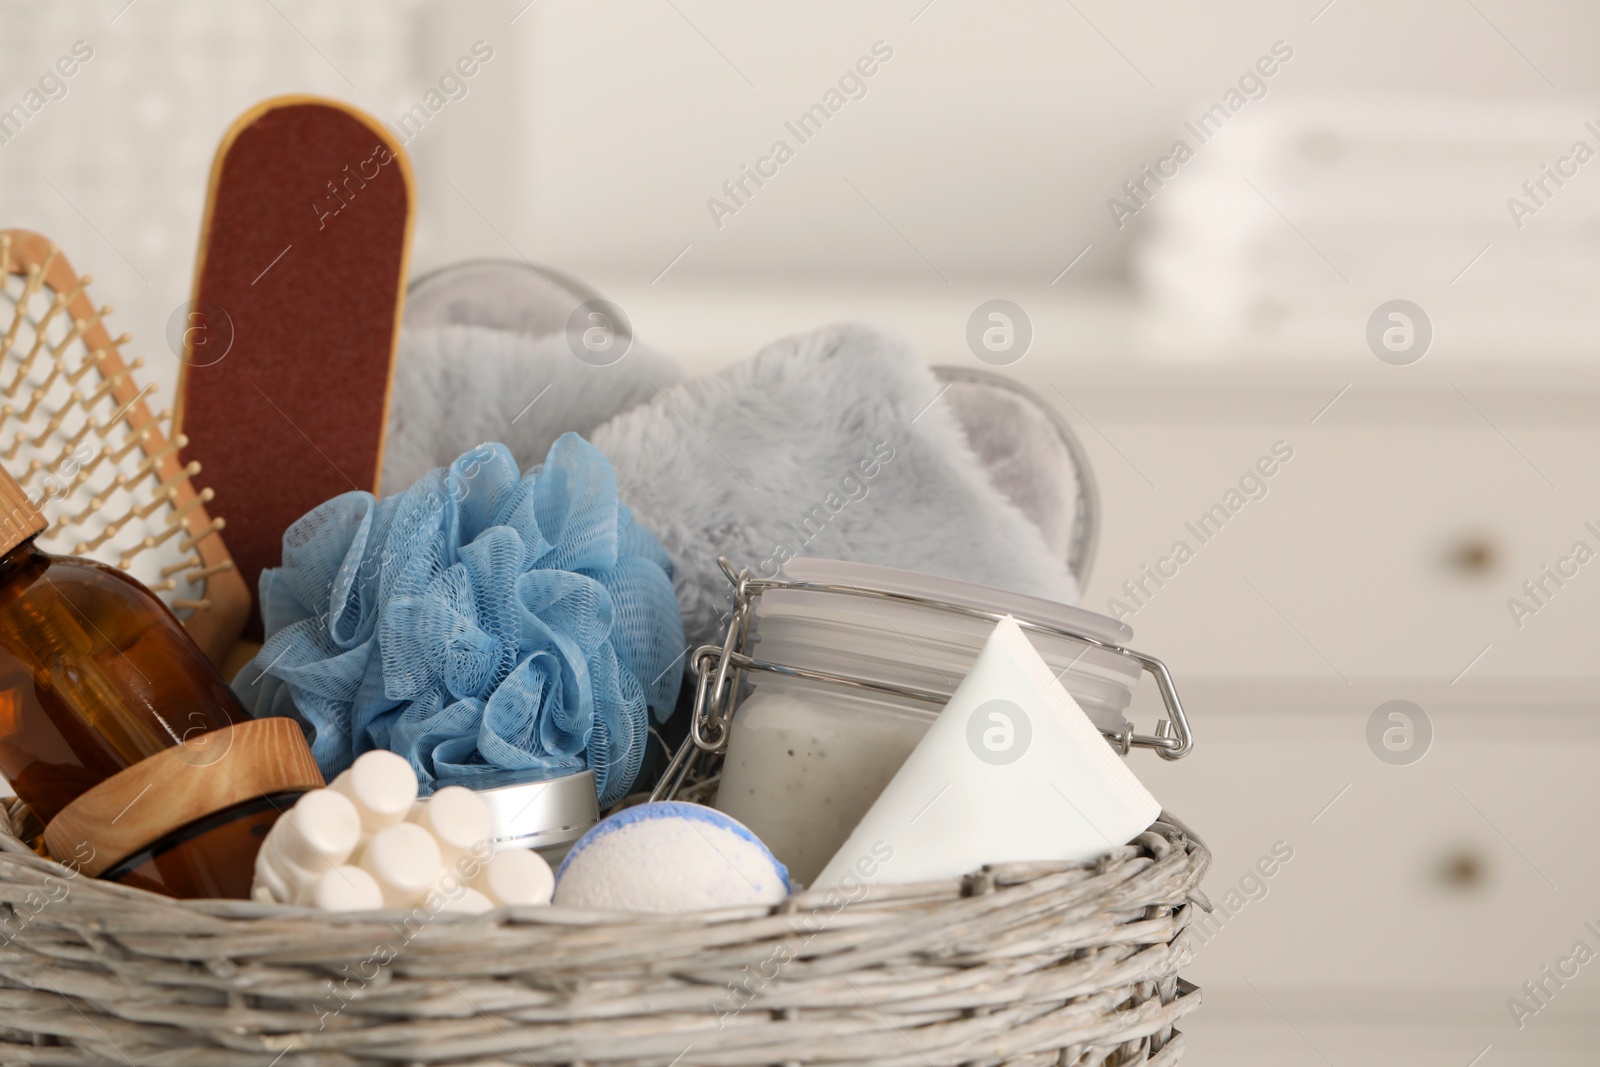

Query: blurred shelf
[601,277,1600,405]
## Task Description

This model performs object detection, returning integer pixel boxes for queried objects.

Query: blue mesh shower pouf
[233,434,686,806]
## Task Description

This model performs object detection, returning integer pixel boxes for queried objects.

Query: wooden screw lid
[43,717,325,878]
[0,464,46,555]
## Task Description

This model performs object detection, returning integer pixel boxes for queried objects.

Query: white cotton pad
[272,788,362,873]
[359,822,443,907]
[304,866,385,912]
[473,847,554,907]
[553,802,789,913]
[332,750,419,834]
[408,786,492,863]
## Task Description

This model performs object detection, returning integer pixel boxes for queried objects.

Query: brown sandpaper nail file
[177,96,414,639]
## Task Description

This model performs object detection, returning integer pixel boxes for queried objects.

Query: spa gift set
[0,97,1210,1066]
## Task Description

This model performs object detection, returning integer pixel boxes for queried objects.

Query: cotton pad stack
[251,750,556,912]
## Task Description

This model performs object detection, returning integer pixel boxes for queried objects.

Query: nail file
[177,95,414,637]
[0,230,248,662]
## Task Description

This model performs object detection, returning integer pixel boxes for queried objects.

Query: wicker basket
[0,802,1208,1067]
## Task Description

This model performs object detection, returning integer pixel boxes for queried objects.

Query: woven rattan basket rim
[0,805,1211,1066]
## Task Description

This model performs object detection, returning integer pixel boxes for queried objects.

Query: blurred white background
[10,0,1600,368]
[4,1,1600,1062]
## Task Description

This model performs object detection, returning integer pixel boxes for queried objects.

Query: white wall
[6,0,1600,390]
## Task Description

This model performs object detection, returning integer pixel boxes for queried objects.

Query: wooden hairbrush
[177,96,414,640]
[0,229,248,663]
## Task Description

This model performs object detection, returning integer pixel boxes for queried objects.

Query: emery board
[177,96,414,637]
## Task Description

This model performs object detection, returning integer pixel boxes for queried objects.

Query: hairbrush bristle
[0,232,240,635]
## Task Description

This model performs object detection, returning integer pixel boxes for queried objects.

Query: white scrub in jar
[715,678,933,886]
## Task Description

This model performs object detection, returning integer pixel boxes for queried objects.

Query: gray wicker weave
[0,808,1209,1067]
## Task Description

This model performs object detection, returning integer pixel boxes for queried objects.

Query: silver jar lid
[436,768,599,851]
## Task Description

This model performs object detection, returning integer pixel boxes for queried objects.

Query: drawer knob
[1434,845,1490,891]
[1445,533,1504,578]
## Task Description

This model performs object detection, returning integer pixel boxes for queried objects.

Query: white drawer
[1124,679,1600,1061]
[1022,373,1600,683]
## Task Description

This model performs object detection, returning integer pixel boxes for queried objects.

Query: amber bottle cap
[0,465,46,555]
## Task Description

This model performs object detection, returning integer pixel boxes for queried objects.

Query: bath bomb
[554,802,789,913]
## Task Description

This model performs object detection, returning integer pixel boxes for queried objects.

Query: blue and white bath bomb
[554,802,789,913]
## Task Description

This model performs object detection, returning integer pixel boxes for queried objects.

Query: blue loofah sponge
[234,434,686,806]
[554,801,789,912]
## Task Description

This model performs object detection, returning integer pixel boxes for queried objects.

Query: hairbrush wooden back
[0,230,247,663]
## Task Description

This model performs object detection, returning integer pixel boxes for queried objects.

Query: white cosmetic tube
[813,615,1161,887]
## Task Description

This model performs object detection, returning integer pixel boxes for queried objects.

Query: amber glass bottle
[0,468,320,898]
